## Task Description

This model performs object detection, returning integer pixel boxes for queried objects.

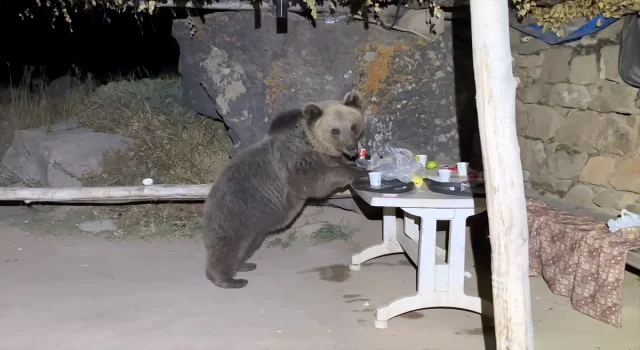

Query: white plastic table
[349,185,493,329]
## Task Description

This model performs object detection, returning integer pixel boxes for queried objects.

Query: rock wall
[510,21,640,216]
[172,11,481,167]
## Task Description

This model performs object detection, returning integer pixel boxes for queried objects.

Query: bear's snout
[345,144,358,156]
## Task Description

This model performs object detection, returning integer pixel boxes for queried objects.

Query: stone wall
[510,20,640,216]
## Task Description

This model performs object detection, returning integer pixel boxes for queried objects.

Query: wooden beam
[126,0,338,13]
[469,0,535,349]
[533,0,569,6]
[125,0,465,13]
[0,185,352,204]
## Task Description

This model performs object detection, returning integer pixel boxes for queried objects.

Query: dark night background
[0,1,183,87]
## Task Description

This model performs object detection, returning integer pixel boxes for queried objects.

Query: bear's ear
[302,103,323,125]
[342,91,364,111]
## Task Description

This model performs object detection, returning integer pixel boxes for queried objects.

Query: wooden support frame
[469,0,535,349]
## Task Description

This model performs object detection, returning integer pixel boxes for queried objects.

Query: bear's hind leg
[204,236,248,289]
[237,233,266,272]
[237,263,257,272]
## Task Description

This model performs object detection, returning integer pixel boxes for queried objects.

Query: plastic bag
[355,143,427,183]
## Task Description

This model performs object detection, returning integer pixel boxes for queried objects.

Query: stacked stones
[509,20,640,216]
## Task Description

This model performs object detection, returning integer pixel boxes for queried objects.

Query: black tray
[425,177,487,198]
[352,176,416,193]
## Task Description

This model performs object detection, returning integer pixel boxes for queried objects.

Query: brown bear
[201,91,367,289]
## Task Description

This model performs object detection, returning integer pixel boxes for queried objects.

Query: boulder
[545,149,589,180]
[1,122,132,187]
[528,173,574,198]
[564,184,598,208]
[599,45,624,83]
[171,11,476,163]
[593,189,639,210]
[514,66,542,87]
[609,155,640,193]
[593,113,638,155]
[589,80,640,114]
[518,137,546,173]
[525,104,563,141]
[539,47,573,83]
[517,83,549,104]
[514,53,545,68]
[553,106,570,117]
[568,54,598,85]
[579,155,619,187]
[547,83,593,109]
[516,100,529,135]
[554,110,601,152]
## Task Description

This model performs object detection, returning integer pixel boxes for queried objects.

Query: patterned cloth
[527,199,640,328]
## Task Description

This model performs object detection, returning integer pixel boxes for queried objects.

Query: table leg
[374,207,492,329]
[350,207,403,271]
[404,214,419,241]
[404,213,447,261]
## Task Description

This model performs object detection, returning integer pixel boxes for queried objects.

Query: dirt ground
[1,204,639,350]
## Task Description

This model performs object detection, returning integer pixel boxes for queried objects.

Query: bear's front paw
[350,168,369,179]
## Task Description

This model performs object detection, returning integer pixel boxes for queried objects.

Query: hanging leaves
[16,0,640,37]
[514,0,640,37]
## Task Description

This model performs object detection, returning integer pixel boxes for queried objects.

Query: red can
[357,148,367,158]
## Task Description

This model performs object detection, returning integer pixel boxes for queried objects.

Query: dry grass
[89,202,206,240]
[0,67,90,132]
[0,66,232,239]
[77,77,231,187]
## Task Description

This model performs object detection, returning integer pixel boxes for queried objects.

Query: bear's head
[302,91,365,158]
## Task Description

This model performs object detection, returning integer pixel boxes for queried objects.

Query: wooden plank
[0,185,352,204]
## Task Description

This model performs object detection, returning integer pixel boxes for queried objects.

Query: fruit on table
[426,160,438,169]
[411,175,424,188]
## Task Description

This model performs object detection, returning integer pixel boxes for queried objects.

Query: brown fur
[202,91,367,289]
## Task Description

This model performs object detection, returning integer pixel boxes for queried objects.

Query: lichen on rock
[201,46,248,116]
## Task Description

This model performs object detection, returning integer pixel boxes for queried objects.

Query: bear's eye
[331,128,340,135]
[350,124,356,131]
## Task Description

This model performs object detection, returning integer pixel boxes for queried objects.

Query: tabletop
[351,186,487,209]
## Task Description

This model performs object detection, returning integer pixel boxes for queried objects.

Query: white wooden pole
[469,0,534,349]
[0,185,352,204]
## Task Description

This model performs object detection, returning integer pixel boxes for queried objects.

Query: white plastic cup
[416,154,428,167]
[457,162,469,176]
[368,172,382,187]
[438,169,452,182]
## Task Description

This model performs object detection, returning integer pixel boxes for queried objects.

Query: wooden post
[469,1,535,349]
[0,185,352,204]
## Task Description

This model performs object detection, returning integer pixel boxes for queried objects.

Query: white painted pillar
[469,0,535,349]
